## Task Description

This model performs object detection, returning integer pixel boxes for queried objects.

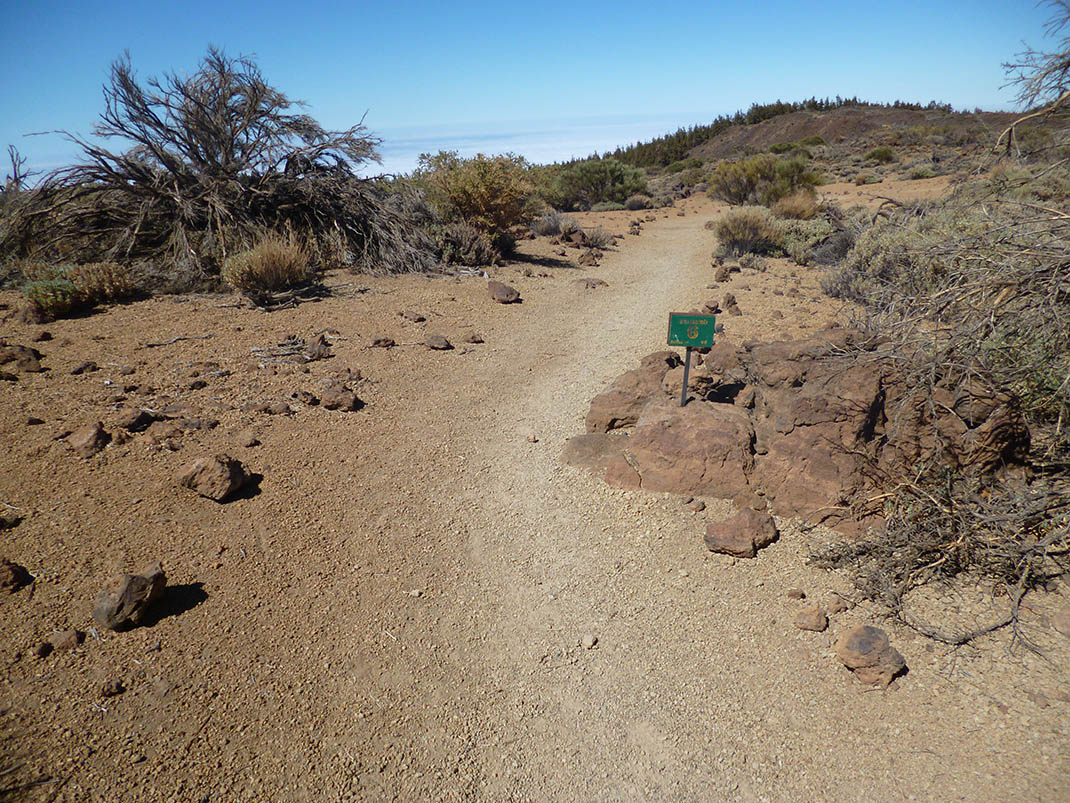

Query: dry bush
[771,189,819,219]
[814,166,1070,638]
[584,227,613,249]
[625,194,652,210]
[714,206,783,256]
[430,221,498,267]
[67,261,135,302]
[558,216,582,236]
[222,232,312,293]
[0,49,440,290]
[531,210,561,236]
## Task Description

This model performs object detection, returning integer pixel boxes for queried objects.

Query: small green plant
[769,142,795,154]
[221,232,312,292]
[799,135,826,147]
[714,206,783,256]
[590,201,626,212]
[908,166,937,180]
[855,173,882,185]
[865,146,896,164]
[624,194,652,210]
[23,277,84,319]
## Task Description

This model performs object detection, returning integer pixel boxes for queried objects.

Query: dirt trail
[1,190,1067,801]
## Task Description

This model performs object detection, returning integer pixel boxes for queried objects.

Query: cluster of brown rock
[565,328,1031,537]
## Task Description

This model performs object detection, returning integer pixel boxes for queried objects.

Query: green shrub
[19,260,136,318]
[590,201,626,212]
[855,173,882,185]
[908,166,937,180]
[769,142,795,154]
[416,151,537,244]
[714,206,783,256]
[779,217,836,264]
[708,154,822,206]
[541,157,647,210]
[865,146,896,164]
[665,157,703,173]
[221,232,312,292]
[625,194,653,210]
[23,277,83,319]
[799,135,826,147]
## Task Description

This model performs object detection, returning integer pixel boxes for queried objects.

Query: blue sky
[0,0,1054,176]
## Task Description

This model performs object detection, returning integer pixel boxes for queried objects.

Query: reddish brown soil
[1,187,1067,801]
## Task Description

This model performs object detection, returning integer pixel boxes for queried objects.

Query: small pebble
[101,680,125,697]
[581,633,598,650]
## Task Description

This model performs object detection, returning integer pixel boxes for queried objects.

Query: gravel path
[1,193,1066,801]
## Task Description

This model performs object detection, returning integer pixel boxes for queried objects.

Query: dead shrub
[222,232,313,293]
[771,189,819,219]
[584,227,613,249]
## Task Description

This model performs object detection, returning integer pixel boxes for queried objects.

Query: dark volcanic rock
[0,559,32,593]
[93,564,166,630]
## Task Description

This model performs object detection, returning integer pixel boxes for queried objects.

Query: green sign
[667,313,716,348]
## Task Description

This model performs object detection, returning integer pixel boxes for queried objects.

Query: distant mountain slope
[687,106,1022,162]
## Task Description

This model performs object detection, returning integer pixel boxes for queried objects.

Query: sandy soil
[1,186,1067,801]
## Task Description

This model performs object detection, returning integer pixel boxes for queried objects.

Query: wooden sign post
[667,313,717,407]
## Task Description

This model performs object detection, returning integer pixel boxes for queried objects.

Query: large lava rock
[93,563,166,630]
[568,329,1031,536]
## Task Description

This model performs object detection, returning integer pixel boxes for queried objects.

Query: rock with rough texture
[578,250,601,267]
[426,334,453,351]
[0,511,22,529]
[827,596,849,615]
[606,399,754,498]
[0,559,32,593]
[69,422,111,458]
[49,629,85,651]
[115,408,155,432]
[713,265,730,282]
[371,337,395,348]
[92,564,166,630]
[399,309,426,322]
[794,606,829,632]
[177,454,249,501]
[0,343,44,373]
[461,331,484,344]
[834,625,906,686]
[586,351,682,433]
[703,507,778,558]
[321,389,362,411]
[488,281,520,304]
[101,679,125,697]
[571,278,609,290]
[561,433,628,474]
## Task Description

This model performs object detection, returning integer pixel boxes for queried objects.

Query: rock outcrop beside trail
[565,329,1030,535]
